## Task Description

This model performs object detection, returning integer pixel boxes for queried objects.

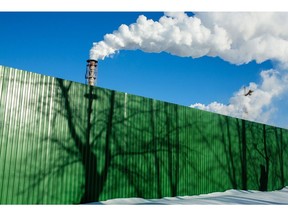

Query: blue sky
[0,12,287,128]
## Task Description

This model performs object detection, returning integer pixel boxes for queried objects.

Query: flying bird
[244,90,254,96]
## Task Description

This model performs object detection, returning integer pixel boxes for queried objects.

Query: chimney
[86,59,98,86]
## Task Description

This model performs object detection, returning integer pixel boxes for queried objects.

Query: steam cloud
[90,12,288,65]
[90,12,288,126]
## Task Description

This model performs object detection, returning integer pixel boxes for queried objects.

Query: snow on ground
[91,187,288,205]
[5,188,288,216]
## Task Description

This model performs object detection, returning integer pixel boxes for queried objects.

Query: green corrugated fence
[0,65,288,204]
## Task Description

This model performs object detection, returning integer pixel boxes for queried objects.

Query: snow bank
[91,187,288,205]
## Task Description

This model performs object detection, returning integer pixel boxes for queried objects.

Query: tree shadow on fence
[7,76,288,204]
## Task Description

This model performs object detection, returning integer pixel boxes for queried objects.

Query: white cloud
[191,69,288,124]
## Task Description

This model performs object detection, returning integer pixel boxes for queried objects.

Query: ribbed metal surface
[1,65,288,204]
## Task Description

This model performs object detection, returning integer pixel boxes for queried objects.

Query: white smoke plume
[90,12,288,66]
[191,69,288,124]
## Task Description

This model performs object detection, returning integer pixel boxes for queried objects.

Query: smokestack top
[87,59,98,66]
[87,59,98,63]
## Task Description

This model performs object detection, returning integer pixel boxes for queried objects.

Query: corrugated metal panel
[1,65,288,204]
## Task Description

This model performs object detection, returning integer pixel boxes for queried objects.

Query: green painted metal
[1,65,288,204]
